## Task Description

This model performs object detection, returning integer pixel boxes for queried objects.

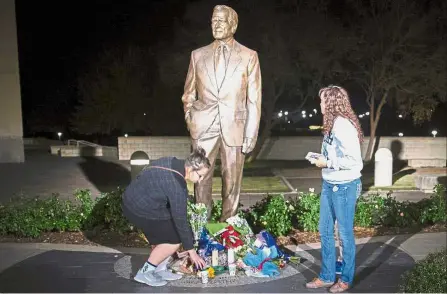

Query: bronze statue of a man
[181,5,262,221]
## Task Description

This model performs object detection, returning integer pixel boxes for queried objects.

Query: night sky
[16,0,184,135]
[14,0,446,139]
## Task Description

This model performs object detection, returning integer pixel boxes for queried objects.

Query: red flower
[221,225,244,248]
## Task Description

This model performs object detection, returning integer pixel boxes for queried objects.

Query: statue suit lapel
[217,41,242,96]
[203,45,218,96]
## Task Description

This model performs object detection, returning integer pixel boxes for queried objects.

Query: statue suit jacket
[181,40,262,147]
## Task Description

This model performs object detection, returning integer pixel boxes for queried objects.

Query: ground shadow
[78,151,130,194]
[0,250,87,292]
[78,150,144,281]
[256,136,280,161]
[294,240,416,292]
[390,140,408,173]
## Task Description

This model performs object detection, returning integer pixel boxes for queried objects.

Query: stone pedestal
[0,0,24,163]
[374,148,393,187]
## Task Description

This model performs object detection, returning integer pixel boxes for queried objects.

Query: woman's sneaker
[134,269,167,287]
[305,277,334,288]
[154,269,183,281]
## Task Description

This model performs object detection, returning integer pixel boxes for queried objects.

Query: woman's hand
[188,249,206,269]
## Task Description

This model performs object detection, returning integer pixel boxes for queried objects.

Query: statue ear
[231,24,238,34]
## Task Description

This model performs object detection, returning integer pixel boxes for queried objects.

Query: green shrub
[210,200,223,222]
[209,200,245,222]
[0,184,445,239]
[293,192,320,232]
[419,184,447,225]
[0,194,86,238]
[399,247,447,293]
[355,194,420,228]
[83,188,131,232]
[374,194,419,227]
[248,194,295,237]
[354,195,380,227]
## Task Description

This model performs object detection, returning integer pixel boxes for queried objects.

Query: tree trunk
[364,91,388,161]
[365,121,377,161]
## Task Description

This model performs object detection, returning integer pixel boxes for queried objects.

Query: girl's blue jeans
[318,178,362,285]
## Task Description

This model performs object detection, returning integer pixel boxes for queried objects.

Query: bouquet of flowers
[226,215,254,243]
[187,202,208,242]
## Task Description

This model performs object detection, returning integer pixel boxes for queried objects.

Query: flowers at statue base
[207,266,215,278]
[234,243,251,260]
[221,225,244,248]
[181,205,299,279]
[187,202,208,242]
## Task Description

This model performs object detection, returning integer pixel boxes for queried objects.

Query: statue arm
[244,51,262,144]
[181,52,197,120]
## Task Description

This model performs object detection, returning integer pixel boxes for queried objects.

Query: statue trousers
[191,115,245,222]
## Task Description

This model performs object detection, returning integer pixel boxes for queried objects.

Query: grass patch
[187,176,289,194]
[364,173,417,191]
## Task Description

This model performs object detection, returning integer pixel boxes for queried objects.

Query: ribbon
[257,258,272,270]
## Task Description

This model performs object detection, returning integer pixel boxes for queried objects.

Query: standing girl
[306,85,363,293]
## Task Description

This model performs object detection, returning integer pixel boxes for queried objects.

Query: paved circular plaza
[114,254,303,288]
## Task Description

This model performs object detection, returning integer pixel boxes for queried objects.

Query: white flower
[289,205,295,211]
[309,188,315,193]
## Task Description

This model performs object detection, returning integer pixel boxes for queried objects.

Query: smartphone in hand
[305,152,323,164]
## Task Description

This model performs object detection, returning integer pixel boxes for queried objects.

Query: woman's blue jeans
[318,178,362,285]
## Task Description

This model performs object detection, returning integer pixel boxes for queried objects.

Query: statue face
[211,10,234,40]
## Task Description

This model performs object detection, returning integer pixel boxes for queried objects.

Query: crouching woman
[122,147,210,287]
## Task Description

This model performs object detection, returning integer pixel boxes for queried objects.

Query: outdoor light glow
[366,112,370,116]
[309,125,323,130]
[313,109,317,114]
[130,159,150,165]
[124,134,128,138]
[301,110,306,114]
[398,114,403,118]
[284,111,289,115]
[398,132,404,137]
[302,114,307,118]
[57,132,62,137]
[288,121,291,124]
[359,114,364,118]
[309,114,313,117]
[432,130,438,137]
[143,113,146,116]
[278,112,283,118]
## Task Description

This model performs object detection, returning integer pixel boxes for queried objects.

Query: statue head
[211,5,238,41]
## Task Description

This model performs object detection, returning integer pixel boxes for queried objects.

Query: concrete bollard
[130,151,150,181]
[374,148,393,187]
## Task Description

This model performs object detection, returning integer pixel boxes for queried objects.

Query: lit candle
[212,249,218,266]
[227,248,235,265]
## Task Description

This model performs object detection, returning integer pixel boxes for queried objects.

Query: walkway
[0,232,445,292]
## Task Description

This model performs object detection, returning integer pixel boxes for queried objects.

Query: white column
[0,0,24,163]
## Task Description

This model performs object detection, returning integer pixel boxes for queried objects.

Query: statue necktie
[215,45,227,90]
